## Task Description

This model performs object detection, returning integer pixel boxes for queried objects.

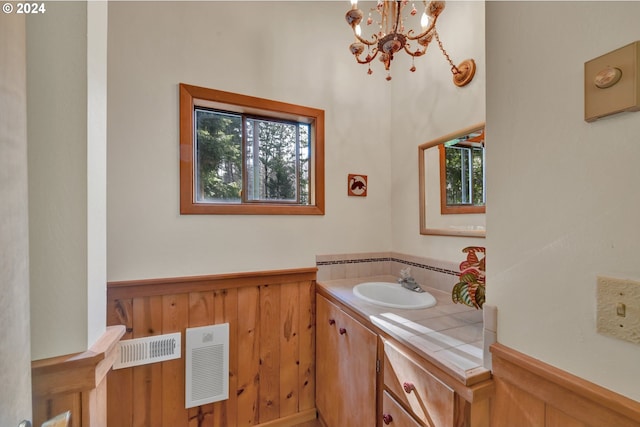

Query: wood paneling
[107,268,317,427]
[106,299,133,427]
[259,284,281,423]
[491,343,640,427]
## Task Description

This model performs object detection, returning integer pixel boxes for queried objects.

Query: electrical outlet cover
[597,276,640,344]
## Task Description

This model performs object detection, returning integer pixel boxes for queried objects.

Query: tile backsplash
[316,251,459,293]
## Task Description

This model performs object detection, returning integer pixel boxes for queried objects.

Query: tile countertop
[317,275,490,386]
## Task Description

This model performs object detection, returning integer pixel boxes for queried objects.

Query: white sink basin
[353,282,437,309]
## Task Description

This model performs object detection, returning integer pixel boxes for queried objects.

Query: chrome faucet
[398,267,424,293]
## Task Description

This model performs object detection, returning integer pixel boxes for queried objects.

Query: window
[180,84,324,215]
[438,129,485,214]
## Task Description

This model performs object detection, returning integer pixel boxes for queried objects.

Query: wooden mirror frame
[419,123,486,238]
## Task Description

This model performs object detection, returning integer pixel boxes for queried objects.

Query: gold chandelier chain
[434,31,460,75]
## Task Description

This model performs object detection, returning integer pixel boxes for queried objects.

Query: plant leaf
[451,281,475,308]
[475,284,486,309]
[459,272,479,283]
[453,246,486,309]
[463,246,486,254]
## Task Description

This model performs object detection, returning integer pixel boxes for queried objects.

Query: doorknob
[17,421,31,427]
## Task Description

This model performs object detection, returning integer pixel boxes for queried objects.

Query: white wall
[107,1,393,281]
[27,1,108,360]
[390,1,486,262]
[486,1,640,401]
[0,12,32,425]
[86,0,108,359]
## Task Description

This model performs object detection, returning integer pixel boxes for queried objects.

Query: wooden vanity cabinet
[316,291,493,427]
[316,294,378,427]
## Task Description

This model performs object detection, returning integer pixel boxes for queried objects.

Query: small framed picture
[348,174,367,197]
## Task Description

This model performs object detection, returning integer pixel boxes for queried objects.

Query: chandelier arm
[351,30,379,47]
[405,17,438,41]
[354,49,380,64]
[402,44,426,58]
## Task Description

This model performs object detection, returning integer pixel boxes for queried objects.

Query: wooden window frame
[179,83,325,215]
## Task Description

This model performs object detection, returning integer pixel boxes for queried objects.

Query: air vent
[113,332,181,370]
[185,323,229,408]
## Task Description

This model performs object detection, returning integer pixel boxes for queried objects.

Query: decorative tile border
[316,255,458,277]
[393,258,458,276]
[316,257,391,266]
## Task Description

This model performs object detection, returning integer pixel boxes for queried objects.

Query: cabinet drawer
[382,391,422,427]
[384,340,455,426]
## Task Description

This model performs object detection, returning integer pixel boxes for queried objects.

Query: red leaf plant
[451,246,486,309]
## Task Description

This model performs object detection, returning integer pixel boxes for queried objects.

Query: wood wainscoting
[490,343,640,427]
[106,268,317,427]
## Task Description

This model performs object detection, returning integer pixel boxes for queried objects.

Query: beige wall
[106,1,393,281]
[106,1,485,282]
[0,12,32,424]
[27,1,108,360]
[390,1,487,262]
[86,0,109,365]
[486,1,640,401]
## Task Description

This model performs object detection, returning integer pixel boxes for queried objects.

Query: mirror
[419,123,486,238]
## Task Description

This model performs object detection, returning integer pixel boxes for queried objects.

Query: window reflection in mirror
[439,127,485,214]
[419,123,485,238]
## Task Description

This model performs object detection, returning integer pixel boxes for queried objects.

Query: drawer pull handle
[403,382,415,393]
[382,413,393,425]
[328,319,336,325]
[339,327,347,335]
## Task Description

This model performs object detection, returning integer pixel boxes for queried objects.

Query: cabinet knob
[382,413,393,425]
[339,327,347,335]
[328,319,336,325]
[403,381,415,393]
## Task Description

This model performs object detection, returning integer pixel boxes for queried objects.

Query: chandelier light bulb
[355,24,362,36]
[350,0,358,6]
[420,11,430,29]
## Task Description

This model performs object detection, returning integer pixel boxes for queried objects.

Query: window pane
[180,84,324,215]
[195,109,242,203]
[471,147,484,205]
[445,146,466,205]
[445,145,484,206]
[245,118,303,203]
[299,124,310,204]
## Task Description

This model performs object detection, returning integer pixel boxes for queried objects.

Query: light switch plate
[597,276,640,344]
[585,41,640,122]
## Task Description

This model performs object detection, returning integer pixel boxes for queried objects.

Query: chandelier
[345,0,476,84]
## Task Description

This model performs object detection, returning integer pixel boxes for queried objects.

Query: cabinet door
[316,295,377,427]
[384,340,455,427]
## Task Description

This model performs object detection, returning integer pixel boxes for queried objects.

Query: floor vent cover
[185,323,229,408]
[113,332,181,369]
